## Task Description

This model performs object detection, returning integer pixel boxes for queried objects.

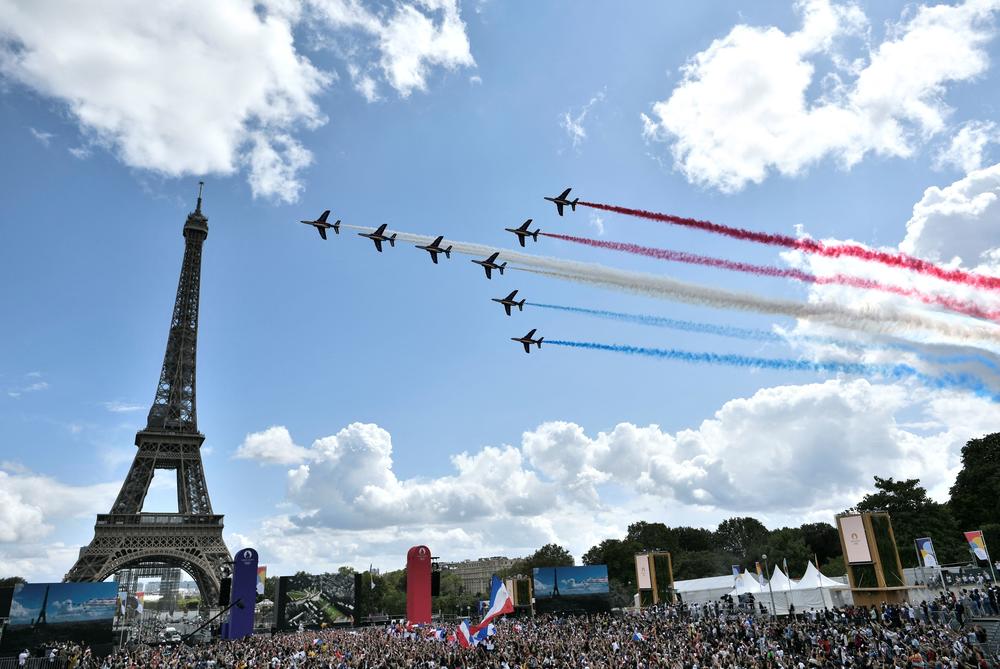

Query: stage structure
[634,551,675,606]
[64,184,230,606]
[836,512,906,606]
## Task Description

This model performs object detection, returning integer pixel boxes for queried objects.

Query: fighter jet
[504,219,541,247]
[300,210,340,240]
[544,188,579,216]
[472,251,507,279]
[492,290,525,316]
[415,235,453,264]
[511,328,543,353]
[358,224,397,252]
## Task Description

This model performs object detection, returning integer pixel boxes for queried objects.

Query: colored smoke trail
[528,302,1000,373]
[341,224,1000,343]
[546,339,1000,402]
[542,232,1000,323]
[579,201,1000,292]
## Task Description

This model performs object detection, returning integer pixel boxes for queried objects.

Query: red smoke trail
[579,201,1000,292]
[542,232,1000,323]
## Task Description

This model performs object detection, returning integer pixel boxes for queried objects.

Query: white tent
[731,571,765,596]
[673,574,741,605]
[792,562,848,590]
[788,563,850,611]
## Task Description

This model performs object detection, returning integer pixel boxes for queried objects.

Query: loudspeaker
[218,577,232,607]
[430,570,440,597]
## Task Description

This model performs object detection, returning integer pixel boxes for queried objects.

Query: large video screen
[275,573,355,630]
[0,582,117,657]
[532,565,610,614]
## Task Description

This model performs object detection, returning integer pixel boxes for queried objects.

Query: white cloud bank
[235,379,1000,573]
[0,0,475,202]
[642,0,1000,192]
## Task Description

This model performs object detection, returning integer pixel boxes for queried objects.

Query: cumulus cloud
[0,467,118,544]
[935,121,999,173]
[235,425,313,465]
[642,0,1000,192]
[0,0,475,201]
[237,382,999,572]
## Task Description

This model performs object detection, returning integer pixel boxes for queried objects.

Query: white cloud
[900,161,1000,269]
[560,90,605,150]
[237,382,999,573]
[588,213,605,236]
[0,0,329,203]
[102,400,144,413]
[1,1,476,200]
[308,0,476,98]
[643,0,1000,192]
[235,425,314,465]
[348,63,380,103]
[469,74,482,85]
[934,121,999,173]
[28,126,53,146]
[0,467,118,544]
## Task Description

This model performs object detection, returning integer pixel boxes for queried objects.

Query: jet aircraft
[504,219,541,247]
[511,328,543,353]
[300,210,340,240]
[544,188,579,216]
[472,251,507,279]
[492,290,525,316]
[415,235,453,264]
[358,224,397,252]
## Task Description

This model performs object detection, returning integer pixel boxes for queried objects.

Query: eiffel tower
[64,184,230,605]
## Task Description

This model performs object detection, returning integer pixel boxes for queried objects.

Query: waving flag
[457,620,474,648]
[475,575,514,630]
[965,531,990,561]
[916,537,939,567]
[473,623,497,645]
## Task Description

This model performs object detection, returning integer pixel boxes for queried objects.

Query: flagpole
[981,530,998,583]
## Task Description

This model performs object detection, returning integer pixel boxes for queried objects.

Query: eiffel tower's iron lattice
[65,185,229,606]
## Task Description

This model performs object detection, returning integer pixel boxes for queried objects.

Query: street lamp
[762,554,777,618]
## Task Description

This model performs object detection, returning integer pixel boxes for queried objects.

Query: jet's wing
[318,227,328,240]
[525,329,536,338]
[518,236,525,247]
[505,290,518,300]
[504,304,512,316]
[556,203,564,216]
[522,341,531,353]
[487,252,499,262]
[430,252,438,264]
[519,219,532,231]
[484,266,493,279]
[375,223,388,235]
[374,239,383,252]
[558,188,571,199]
[319,210,330,222]
[431,235,443,248]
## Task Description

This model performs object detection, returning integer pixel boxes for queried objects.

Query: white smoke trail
[343,225,1000,344]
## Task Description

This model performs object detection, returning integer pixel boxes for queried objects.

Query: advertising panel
[532,565,610,614]
[839,515,873,564]
[0,582,117,657]
[635,555,652,590]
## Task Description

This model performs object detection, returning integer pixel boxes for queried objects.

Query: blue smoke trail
[527,302,1000,374]
[546,339,1000,402]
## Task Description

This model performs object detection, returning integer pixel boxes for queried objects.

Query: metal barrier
[0,658,69,669]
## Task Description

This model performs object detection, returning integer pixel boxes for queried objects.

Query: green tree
[950,433,1000,530]
[582,538,639,591]
[854,476,964,567]
[671,526,715,552]
[761,527,812,578]
[819,555,846,578]
[799,522,842,565]
[519,543,574,573]
[0,576,26,587]
[626,522,677,553]
[715,517,769,563]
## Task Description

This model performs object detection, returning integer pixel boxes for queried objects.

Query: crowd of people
[10,597,998,669]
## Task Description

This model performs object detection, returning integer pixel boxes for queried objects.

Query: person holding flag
[472,575,514,634]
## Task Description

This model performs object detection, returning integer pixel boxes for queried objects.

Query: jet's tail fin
[531,230,539,242]
[571,198,579,211]
[517,300,525,311]
[389,234,397,247]
[499,262,507,275]
[445,246,452,259]
[537,337,544,348]
[334,220,341,235]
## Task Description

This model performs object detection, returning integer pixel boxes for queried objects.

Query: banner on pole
[965,531,989,561]
[257,566,267,595]
[731,565,741,577]
[916,537,939,568]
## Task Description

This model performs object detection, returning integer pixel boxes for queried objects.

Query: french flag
[457,620,474,648]
[472,623,496,645]
[474,575,514,631]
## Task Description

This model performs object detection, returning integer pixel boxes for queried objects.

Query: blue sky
[3,0,1000,582]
